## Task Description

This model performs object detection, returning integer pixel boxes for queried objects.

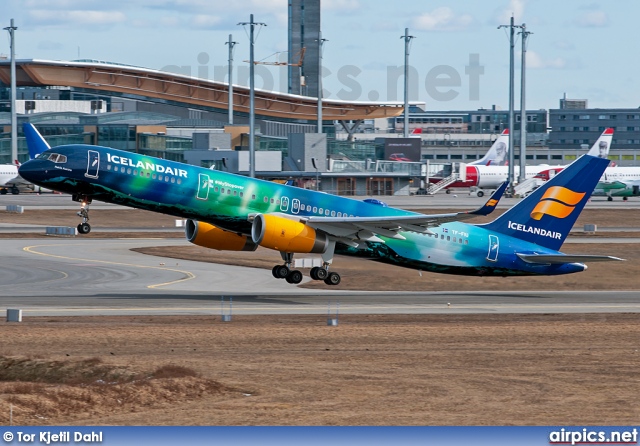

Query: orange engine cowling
[185,220,257,251]
[251,214,328,253]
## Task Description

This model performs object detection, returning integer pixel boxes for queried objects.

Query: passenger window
[325,209,329,215]
[263,196,268,202]
[215,187,219,192]
[337,212,342,217]
[107,165,112,170]
[127,168,132,174]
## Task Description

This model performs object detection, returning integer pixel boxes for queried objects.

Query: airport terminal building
[1,60,640,196]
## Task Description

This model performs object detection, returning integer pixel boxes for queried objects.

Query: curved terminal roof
[0,59,407,121]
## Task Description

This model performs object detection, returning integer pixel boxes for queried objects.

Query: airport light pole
[312,157,319,191]
[238,15,266,178]
[4,19,18,164]
[317,32,328,133]
[401,28,415,138]
[518,24,532,184]
[498,17,523,195]
[225,34,238,125]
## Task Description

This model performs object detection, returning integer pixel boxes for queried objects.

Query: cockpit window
[41,153,67,163]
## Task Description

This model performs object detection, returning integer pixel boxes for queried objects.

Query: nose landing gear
[73,195,93,234]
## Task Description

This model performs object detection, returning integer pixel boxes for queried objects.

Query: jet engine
[251,214,328,253]
[185,220,257,251]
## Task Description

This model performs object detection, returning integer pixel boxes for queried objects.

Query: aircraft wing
[301,181,508,242]
[517,253,624,264]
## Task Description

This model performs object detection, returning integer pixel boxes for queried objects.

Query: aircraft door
[486,235,499,262]
[85,150,100,178]
[633,185,640,196]
[197,173,210,200]
[280,196,290,212]
[292,198,300,214]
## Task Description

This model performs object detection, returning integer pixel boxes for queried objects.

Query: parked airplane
[19,123,621,285]
[0,125,49,194]
[432,128,614,193]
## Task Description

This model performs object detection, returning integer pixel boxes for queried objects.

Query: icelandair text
[107,153,187,178]
[508,221,562,240]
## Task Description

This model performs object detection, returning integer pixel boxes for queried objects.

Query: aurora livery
[19,123,622,286]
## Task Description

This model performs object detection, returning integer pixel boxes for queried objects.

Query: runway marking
[36,267,69,284]
[23,242,195,288]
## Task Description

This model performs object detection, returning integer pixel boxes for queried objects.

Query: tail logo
[530,186,585,221]
[486,199,498,207]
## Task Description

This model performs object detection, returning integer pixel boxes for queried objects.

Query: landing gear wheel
[324,272,341,286]
[446,189,451,194]
[273,265,290,279]
[77,223,91,234]
[0,189,6,195]
[11,187,19,195]
[607,196,613,202]
[285,270,303,284]
[315,267,328,280]
[310,266,328,280]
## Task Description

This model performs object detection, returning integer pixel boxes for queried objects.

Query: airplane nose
[18,159,48,184]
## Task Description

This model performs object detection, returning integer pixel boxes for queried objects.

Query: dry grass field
[0,205,639,425]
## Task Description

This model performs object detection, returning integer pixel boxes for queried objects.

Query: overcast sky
[1,0,637,111]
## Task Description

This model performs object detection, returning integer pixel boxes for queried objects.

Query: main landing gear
[271,242,341,286]
[72,194,92,234]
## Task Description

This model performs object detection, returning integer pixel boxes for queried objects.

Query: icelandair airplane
[433,128,614,191]
[19,123,621,285]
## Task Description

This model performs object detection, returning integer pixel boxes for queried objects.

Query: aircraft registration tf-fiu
[19,123,622,286]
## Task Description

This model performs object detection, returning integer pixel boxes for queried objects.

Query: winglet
[23,123,51,159]
[468,181,508,216]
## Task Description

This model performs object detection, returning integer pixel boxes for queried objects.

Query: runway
[1,238,639,317]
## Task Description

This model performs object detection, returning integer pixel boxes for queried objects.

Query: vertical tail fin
[481,155,610,251]
[585,128,613,159]
[471,129,509,166]
[23,123,50,160]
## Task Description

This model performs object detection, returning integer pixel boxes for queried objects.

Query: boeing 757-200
[18,123,621,286]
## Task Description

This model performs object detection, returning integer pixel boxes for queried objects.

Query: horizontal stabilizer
[517,253,625,264]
